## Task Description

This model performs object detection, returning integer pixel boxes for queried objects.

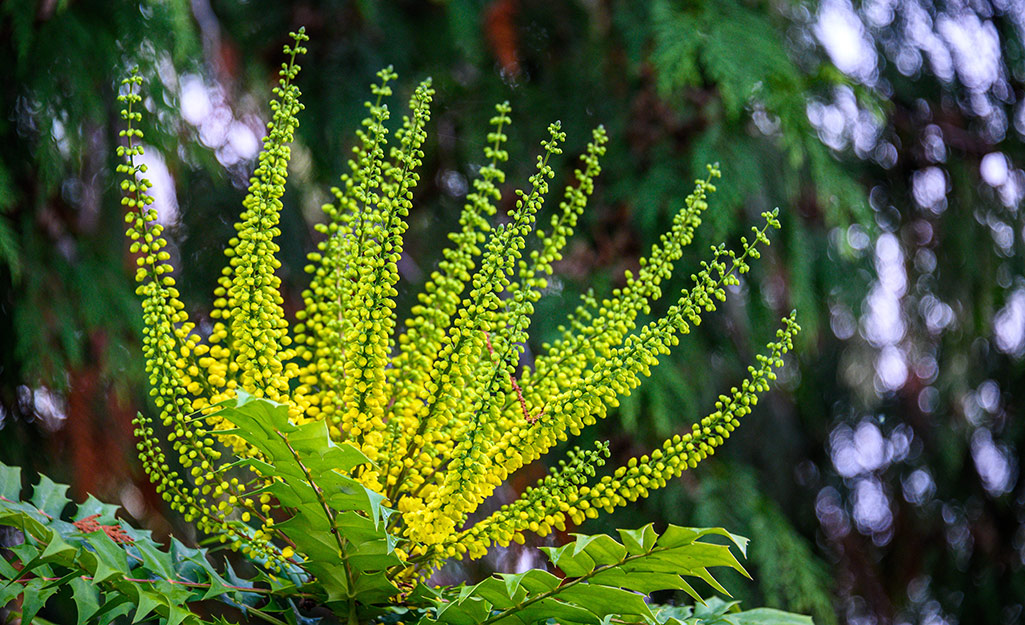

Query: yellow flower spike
[126,37,797,583]
[120,33,313,560]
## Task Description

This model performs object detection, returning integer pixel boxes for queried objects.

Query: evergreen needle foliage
[1,30,809,625]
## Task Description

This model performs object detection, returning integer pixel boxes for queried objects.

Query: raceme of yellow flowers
[119,29,799,576]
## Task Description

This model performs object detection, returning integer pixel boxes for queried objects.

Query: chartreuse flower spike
[119,32,798,581]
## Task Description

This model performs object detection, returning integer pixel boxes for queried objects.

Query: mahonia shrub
[0,29,810,625]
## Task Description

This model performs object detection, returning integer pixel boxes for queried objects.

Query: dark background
[1,1,1023,623]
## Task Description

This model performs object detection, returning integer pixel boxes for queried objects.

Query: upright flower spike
[487,212,780,483]
[575,313,801,519]
[334,67,397,447]
[398,124,565,544]
[444,442,610,559]
[118,69,282,565]
[201,31,310,427]
[339,78,434,462]
[514,166,721,429]
[126,47,804,587]
[225,32,307,408]
[292,67,397,438]
[513,126,609,306]
[488,126,609,434]
[450,313,800,558]
[413,127,611,530]
[381,102,511,495]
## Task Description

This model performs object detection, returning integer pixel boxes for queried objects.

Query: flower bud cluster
[123,42,800,582]
[444,442,610,559]
[380,103,511,493]
[398,122,567,544]
[481,210,780,498]
[120,33,315,571]
[518,165,721,429]
[574,312,800,517]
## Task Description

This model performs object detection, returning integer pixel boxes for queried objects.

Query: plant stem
[277,430,361,620]
[482,543,680,625]
[247,606,290,625]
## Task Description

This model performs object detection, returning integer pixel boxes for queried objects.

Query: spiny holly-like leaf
[0,460,285,625]
[83,530,130,583]
[30,473,70,518]
[70,575,101,625]
[39,531,77,562]
[653,597,816,625]
[421,524,752,625]
[74,494,121,524]
[619,523,659,554]
[133,589,167,623]
[21,577,61,623]
[213,392,401,605]
[94,596,134,625]
[0,462,20,500]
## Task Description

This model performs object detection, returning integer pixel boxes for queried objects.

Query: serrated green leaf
[727,608,814,625]
[289,418,371,473]
[618,523,658,554]
[125,528,176,580]
[654,604,695,624]
[588,568,702,598]
[505,597,602,625]
[436,593,490,625]
[132,589,166,623]
[40,531,77,562]
[22,577,60,623]
[557,584,652,618]
[695,567,733,597]
[75,494,121,524]
[199,564,236,601]
[10,541,41,564]
[96,596,133,625]
[321,474,379,515]
[303,560,350,602]
[543,542,595,576]
[347,538,402,570]
[352,569,399,604]
[0,463,21,500]
[167,604,192,625]
[334,510,385,544]
[409,581,441,603]
[30,474,70,518]
[498,571,529,601]
[584,534,632,569]
[658,526,749,557]
[363,488,388,529]
[0,551,20,578]
[224,560,264,607]
[692,595,740,620]
[235,389,294,431]
[514,568,562,594]
[447,525,759,625]
[70,575,100,625]
[84,530,129,583]
[472,577,527,609]
[0,581,24,607]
